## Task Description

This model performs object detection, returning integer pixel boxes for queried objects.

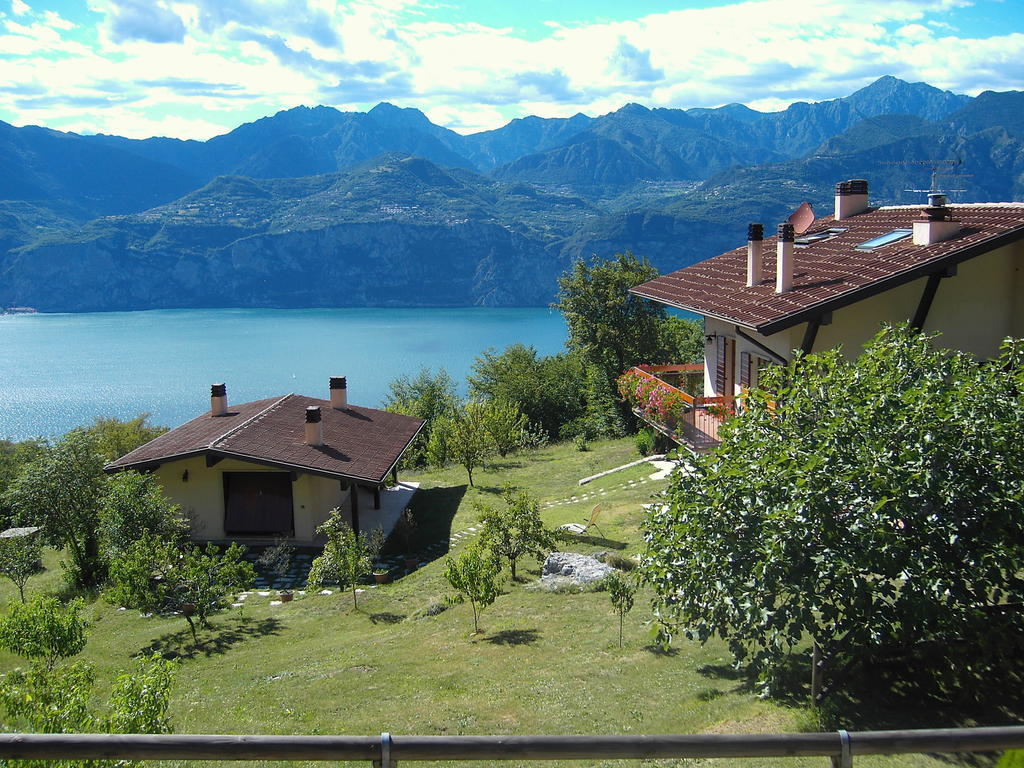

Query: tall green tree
[3,431,107,588]
[555,251,668,382]
[477,486,557,581]
[468,345,586,439]
[0,438,47,525]
[481,398,529,457]
[643,326,1024,697]
[444,544,500,634]
[384,368,458,468]
[84,413,167,463]
[100,471,186,561]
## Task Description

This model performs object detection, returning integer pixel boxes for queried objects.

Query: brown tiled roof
[106,395,425,484]
[631,204,1024,335]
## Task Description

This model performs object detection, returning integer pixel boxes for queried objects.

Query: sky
[1,0,1023,140]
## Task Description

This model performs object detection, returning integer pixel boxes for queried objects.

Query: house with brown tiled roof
[624,180,1024,451]
[106,378,425,545]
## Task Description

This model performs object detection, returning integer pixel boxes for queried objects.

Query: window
[855,228,912,251]
[794,227,846,247]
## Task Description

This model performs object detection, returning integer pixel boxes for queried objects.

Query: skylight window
[855,229,912,251]
[794,228,846,247]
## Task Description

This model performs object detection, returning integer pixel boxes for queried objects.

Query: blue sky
[1,0,1023,139]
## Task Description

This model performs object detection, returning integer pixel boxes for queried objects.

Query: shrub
[634,429,655,456]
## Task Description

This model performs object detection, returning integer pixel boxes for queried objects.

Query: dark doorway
[223,472,294,536]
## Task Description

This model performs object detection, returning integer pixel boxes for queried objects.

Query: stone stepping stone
[319,589,333,595]
[232,602,244,608]
[270,600,282,606]
[257,591,271,597]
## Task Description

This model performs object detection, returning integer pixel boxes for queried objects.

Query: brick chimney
[330,376,348,409]
[776,223,794,293]
[304,406,324,446]
[834,179,869,220]
[746,223,764,287]
[913,193,961,245]
[210,383,227,417]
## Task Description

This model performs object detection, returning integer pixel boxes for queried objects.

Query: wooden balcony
[620,365,735,453]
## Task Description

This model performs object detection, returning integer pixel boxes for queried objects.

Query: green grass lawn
[0,439,965,768]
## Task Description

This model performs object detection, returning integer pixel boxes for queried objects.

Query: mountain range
[2,75,1022,312]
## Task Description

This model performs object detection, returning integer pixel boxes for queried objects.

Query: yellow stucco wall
[152,456,350,545]
[699,240,1021,393]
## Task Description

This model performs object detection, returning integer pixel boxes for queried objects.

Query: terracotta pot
[279,591,294,602]
[374,572,390,584]
[181,602,196,616]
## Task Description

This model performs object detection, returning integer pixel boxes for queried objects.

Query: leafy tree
[0,438,47,525]
[384,368,458,468]
[442,400,492,487]
[426,413,453,469]
[0,595,86,667]
[643,326,1024,696]
[2,430,107,588]
[477,486,557,581]
[606,570,636,648]
[100,470,186,560]
[0,531,42,602]
[468,345,586,439]
[481,398,529,457]
[0,654,175,768]
[84,413,167,463]
[582,363,626,438]
[660,314,704,366]
[554,251,668,384]
[444,544,500,634]
[307,510,378,609]
[108,533,255,644]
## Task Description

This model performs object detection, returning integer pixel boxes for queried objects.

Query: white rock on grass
[257,591,271,597]
[269,600,282,606]
[319,589,333,596]
[541,552,615,585]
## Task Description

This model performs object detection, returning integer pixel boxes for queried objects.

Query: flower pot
[374,572,390,584]
[181,602,196,616]
[279,591,294,602]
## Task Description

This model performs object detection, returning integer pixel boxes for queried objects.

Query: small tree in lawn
[481,398,528,457]
[477,485,557,581]
[307,509,376,609]
[0,530,42,602]
[0,595,86,668]
[108,533,256,645]
[0,592,175,767]
[445,400,492,487]
[444,543,500,634]
[606,570,636,648]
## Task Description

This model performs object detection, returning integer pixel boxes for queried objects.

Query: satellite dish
[787,202,815,234]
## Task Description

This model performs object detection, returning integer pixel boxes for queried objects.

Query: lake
[0,308,568,440]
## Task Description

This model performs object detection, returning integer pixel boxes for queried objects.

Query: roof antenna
[882,158,971,202]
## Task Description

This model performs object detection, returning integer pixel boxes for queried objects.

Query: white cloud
[10,0,29,15]
[1,0,1023,138]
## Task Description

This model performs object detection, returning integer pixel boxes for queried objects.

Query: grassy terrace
[0,439,952,768]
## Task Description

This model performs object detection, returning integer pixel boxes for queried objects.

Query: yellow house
[105,378,424,545]
[627,180,1024,451]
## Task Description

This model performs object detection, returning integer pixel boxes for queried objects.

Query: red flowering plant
[616,370,690,430]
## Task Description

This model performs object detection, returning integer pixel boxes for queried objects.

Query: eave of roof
[105,394,426,485]
[630,204,1024,337]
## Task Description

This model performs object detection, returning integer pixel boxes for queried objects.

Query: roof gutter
[627,289,761,335]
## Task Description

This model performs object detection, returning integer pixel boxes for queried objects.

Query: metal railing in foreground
[1,727,1023,765]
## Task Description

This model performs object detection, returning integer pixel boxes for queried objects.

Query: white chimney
[913,194,961,245]
[776,223,794,294]
[304,406,324,446]
[210,383,227,417]
[834,179,869,220]
[330,376,348,409]
[746,223,764,287]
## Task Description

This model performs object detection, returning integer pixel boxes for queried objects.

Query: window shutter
[739,351,751,389]
[715,337,727,395]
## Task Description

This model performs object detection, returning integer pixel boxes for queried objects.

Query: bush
[603,552,637,572]
[634,429,655,456]
[573,434,590,452]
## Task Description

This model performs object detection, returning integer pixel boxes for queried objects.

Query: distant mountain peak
[368,102,432,127]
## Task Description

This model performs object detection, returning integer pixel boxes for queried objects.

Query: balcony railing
[618,365,735,451]
[1,726,1022,764]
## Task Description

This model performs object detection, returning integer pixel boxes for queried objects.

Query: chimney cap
[747,223,764,241]
[835,179,868,196]
[329,376,347,390]
[777,222,795,242]
[305,406,322,423]
[211,383,226,397]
